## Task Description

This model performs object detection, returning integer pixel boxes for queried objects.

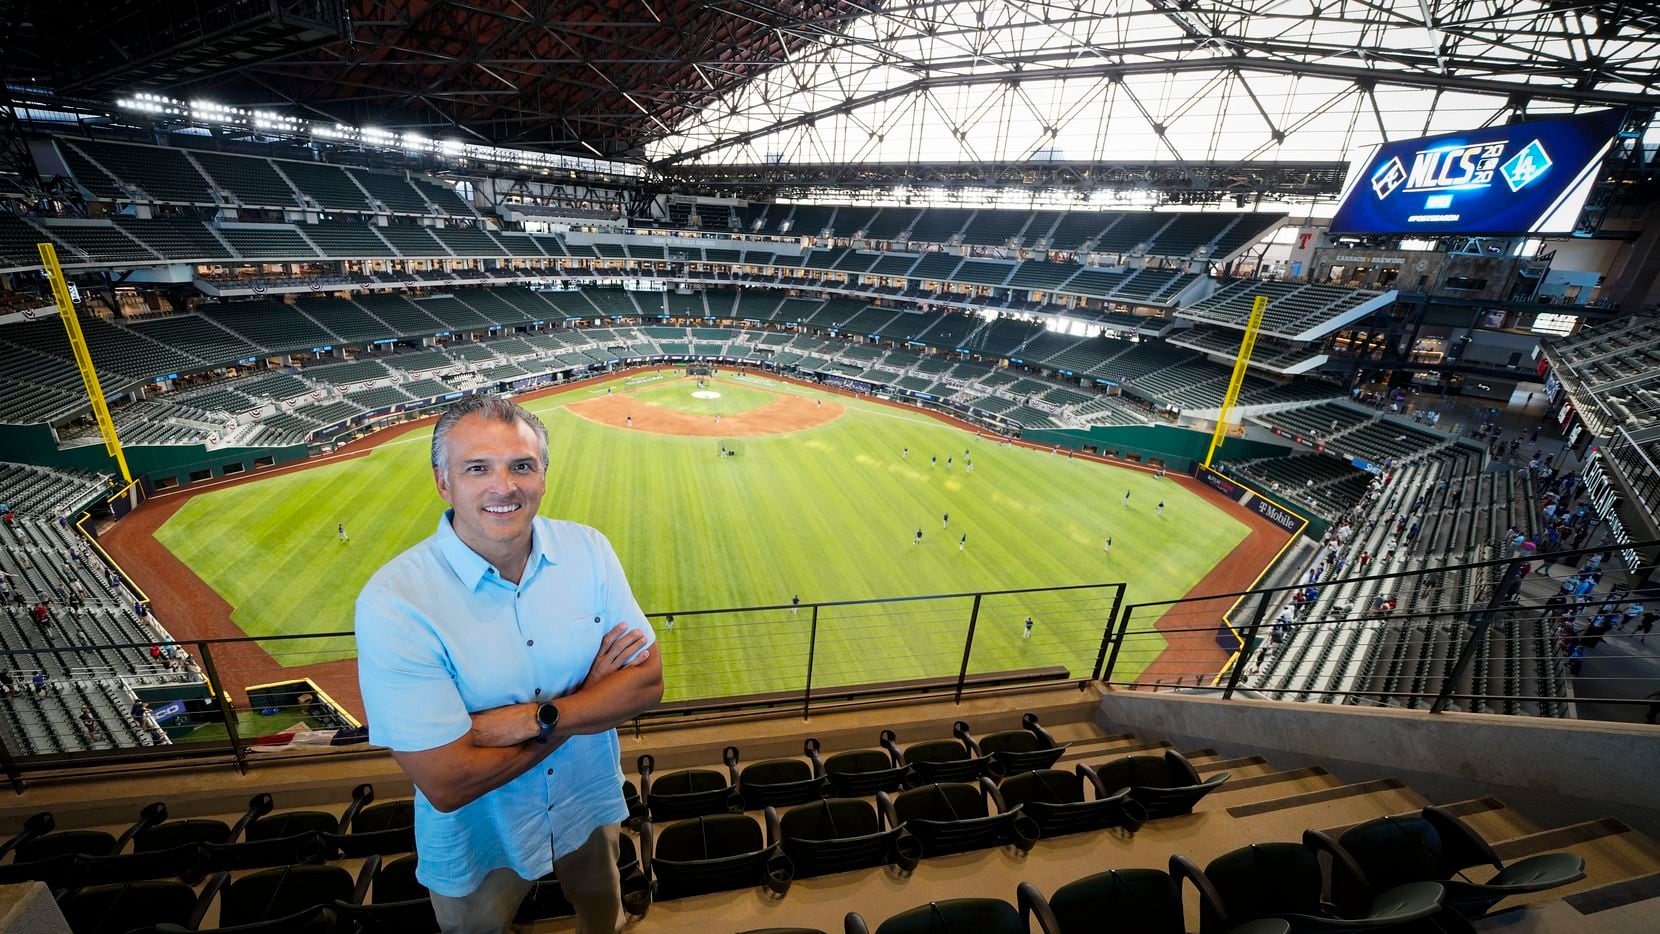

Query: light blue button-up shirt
[354,511,655,897]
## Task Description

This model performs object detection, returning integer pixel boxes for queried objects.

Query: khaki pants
[431,824,622,934]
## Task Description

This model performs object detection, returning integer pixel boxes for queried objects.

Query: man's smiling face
[434,412,547,560]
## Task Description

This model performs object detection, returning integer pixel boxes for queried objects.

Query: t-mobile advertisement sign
[1250,496,1305,534]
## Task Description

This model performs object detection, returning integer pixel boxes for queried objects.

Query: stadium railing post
[1092,583,1127,681]
[803,604,820,721]
[1222,593,1273,700]
[195,641,249,775]
[954,594,983,705]
[1101,603,1135,684]
[0,728,25,794]
[1430,557,1522,715]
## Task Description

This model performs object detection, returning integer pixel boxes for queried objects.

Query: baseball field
[151,370,1254,701]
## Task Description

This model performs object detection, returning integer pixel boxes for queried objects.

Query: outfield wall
[0,423,307,489]
[1020,424,1288,473]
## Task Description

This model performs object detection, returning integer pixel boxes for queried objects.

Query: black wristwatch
[535,702,560,744]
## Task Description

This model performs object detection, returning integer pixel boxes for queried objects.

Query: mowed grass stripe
[154,373,1248,700]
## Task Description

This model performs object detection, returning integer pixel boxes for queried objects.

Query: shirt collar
[434,510,558,590]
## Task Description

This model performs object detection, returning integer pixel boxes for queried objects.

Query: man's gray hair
[431,394,550,476]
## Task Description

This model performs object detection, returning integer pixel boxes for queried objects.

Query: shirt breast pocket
[538,608,606,694]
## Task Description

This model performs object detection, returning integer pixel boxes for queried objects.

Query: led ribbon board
[1329,110,1625,236]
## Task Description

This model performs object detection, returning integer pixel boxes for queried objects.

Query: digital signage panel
[1329,110,1624,236]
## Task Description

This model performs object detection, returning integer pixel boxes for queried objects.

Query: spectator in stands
[32,671,47,696]
[0,670,13,697]
[355,394,662,934]
[1,509,13,527]
[1620,601,1645,631]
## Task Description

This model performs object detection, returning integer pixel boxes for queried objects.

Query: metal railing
[1096,538,1660,723]
[0,582,1126,790]
[3,536,1655,792]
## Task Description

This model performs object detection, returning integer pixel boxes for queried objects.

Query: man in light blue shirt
[356,395,662,934]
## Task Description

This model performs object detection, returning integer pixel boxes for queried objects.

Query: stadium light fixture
[108,90,644,178]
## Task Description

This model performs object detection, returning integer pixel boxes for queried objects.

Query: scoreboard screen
[1329,110,1624,236]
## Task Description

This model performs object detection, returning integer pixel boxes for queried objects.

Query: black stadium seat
[1314,806,1585,920]
[988,768,1145,839]
[331,853,439,934]
[202,861,371,928]
[143,904,343,934]
[317,784,415,859]
[1021,870,1248,934]
[878,782,1038,858]
[637,753,744,821]
[1171,843,1449,934]
[238,792,340,841]
[0,812,117,863]
[639,814,792,906]
[766,797,921,879]
[730,743,832,810]
[130,802,235,852]
[55,879,198,934]
[1087,749,1230,819]
[880,729,993,786]
[515,831,646,924]
[954,714,1068,775]
[806,737,909,797]
[846,896,1028,934]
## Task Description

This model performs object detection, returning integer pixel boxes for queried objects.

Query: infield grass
[154,371,1251,699]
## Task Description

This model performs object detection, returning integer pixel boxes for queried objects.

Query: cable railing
[0,581,1128,790]
[2,517,1654,791]
[1097,538,1660,723]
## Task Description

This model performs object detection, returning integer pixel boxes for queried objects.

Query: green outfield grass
[154,371,1252,700]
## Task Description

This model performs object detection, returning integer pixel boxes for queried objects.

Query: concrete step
[1318,797,1542,843]
[1191,754,1277,779]
[1480,819,1660,912]
[1055,737,1173,768]
[1474,889,1660,934]
[1553,870,1660,931]
[1226,778,1431,840]
[1200,767,1344,809]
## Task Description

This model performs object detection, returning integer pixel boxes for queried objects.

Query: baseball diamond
[116,369,1284,710]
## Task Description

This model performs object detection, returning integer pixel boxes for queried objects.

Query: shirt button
[546,768,553,775]
[593,616,600,624]
[535,687,542,696]
[526,639,534,646]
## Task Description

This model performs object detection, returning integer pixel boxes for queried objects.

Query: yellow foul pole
[1202,294,1268,469]
[37,242,133,485]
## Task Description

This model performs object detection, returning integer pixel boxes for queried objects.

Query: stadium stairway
[1,685,1655,932]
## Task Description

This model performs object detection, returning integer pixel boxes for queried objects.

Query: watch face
[538,703,558,728]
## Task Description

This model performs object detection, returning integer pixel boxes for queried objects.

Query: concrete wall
[1096,691,1660,838]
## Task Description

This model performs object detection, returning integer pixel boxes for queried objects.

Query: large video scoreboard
[1330,110,1625,236]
